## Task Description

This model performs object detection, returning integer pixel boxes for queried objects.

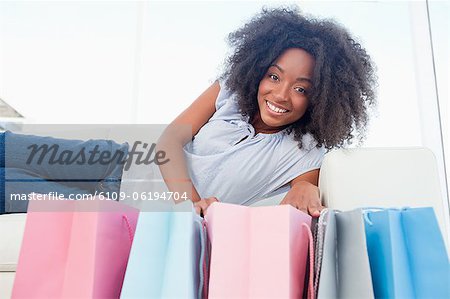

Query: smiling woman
[157,7,377,216]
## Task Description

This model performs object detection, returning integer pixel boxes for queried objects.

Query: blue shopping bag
[120,201,207,299]
[364,207,450,299]
[401,208,450,298]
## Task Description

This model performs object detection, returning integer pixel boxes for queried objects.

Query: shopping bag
[12,195,139,298]
[364,207,450,298]
[315,209,374,299]
[205,202,314,299]
[120,201,207,299]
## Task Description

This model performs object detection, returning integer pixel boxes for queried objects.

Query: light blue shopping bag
[120,201,207,299]
[364,207,450,299]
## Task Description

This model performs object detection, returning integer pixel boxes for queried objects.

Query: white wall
[428,0,449,205]
[0,1,139,124]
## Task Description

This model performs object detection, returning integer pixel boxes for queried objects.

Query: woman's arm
[280,169,324,217]
[157,81,220,203]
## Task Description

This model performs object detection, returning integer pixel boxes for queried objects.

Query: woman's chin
[260,117,287,131]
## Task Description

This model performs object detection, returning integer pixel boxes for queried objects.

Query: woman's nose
[272,83,290,102]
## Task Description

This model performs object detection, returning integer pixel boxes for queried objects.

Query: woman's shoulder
[215,78,235,110]
[209,78,242,121]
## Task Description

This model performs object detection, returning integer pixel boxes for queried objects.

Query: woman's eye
[269,74,279,81]
[295,87,306,94]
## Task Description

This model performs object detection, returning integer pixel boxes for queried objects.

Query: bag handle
[313,209,328,293]
[362,207,410,225]
[122,215,134,243]
[302,222,315,299]
[201,220,209,299]
[195,218,209,299]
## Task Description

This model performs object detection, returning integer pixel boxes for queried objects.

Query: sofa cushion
[0,272,15,298]
[0,213,27,271]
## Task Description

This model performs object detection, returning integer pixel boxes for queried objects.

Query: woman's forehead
[271,48,315,79]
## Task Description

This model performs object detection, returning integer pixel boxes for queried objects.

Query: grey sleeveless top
[183,80,326,205]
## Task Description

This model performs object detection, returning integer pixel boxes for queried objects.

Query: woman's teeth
[266,101,288,113]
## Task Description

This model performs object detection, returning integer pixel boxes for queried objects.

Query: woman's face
[256,48,315,133]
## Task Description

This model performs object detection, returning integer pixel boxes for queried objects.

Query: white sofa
[0,214,26,298]
[1,147,448,298]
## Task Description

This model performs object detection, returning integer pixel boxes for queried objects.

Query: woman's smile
[265,100,289,114]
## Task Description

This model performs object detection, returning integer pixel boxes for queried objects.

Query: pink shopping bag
[12,195,139,299]
[205,202,314,299]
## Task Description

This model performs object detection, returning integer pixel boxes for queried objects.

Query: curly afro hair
[221,7,377,150]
